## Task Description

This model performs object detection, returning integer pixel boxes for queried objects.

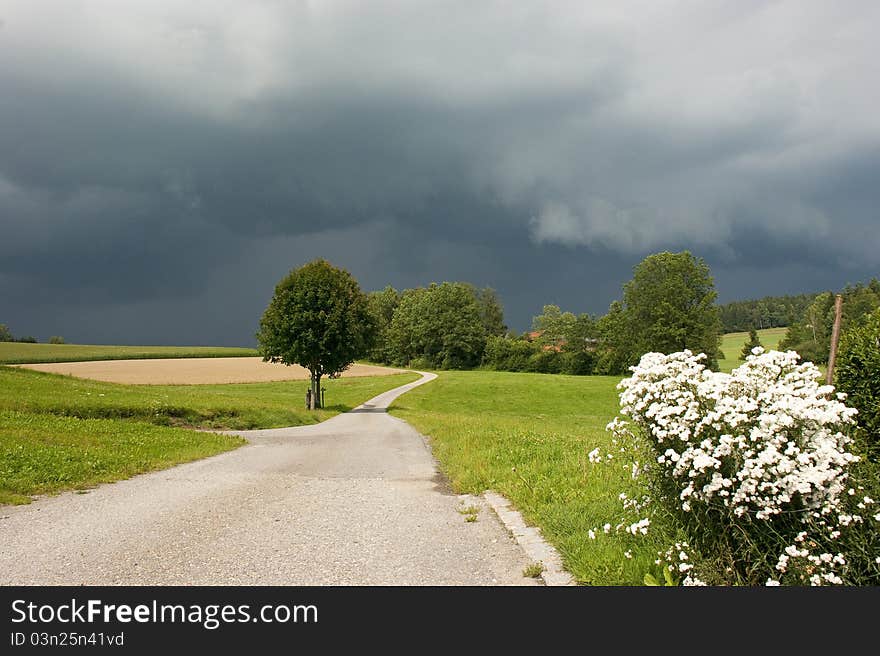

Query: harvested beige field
[14,358,408,385]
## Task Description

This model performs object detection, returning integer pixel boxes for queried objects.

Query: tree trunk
[310,369,322,409]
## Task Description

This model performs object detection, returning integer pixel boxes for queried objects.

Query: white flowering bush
[591,348,880,585]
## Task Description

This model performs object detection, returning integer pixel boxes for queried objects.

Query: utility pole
[826,294,843,385]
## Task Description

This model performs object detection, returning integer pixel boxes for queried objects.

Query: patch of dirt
[13,358,408,385]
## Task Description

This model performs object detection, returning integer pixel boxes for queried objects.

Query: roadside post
[826,293,843,385]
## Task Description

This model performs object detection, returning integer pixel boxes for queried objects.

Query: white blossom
[595,348,865,586]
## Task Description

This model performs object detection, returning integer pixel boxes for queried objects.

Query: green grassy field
[0,366,420,505]
[717,327,787,372]
[0,342,259,364]
[390,370,666,585]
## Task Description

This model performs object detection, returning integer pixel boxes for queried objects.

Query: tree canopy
[385,282,487,369]
[474,286,508,338]
[596,251,722,373]
[531,305,576,345]
[835,308,880,444]
[718,293,817,332]
[624,251,721,362]
[256,259,374,408]
[366,285,401,364]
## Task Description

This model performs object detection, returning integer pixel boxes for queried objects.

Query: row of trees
[367,282,506,369]
[256,252,725,406]
[480,304,597,375]
[367,252,722,377]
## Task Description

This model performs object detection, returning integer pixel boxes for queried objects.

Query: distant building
[524,329,564,352]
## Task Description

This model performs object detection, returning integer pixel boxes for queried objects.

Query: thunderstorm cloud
[1,1,878,344]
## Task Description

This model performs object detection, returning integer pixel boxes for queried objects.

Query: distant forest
[718,294,819,332]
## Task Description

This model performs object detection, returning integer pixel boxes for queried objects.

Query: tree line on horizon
[365,250,723,376]
[255,252,726,402]
[718,293,819,332]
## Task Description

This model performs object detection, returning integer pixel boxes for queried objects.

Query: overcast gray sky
[1,0,878,345]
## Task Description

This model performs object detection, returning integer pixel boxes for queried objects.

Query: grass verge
[390,370,666,585]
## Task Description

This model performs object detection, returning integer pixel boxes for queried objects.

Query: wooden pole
[826,294,843,385]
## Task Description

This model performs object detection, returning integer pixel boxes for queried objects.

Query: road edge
[483,490,576,586]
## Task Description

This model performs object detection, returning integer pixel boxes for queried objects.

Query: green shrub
[409,356,435,371]
[49,336,66,345]
[505,341,538,372]
[527,349,563,374]
[597,350,877,586]
[561,350,596,375]
[482,335,539,372]
[593,347,633,376]
[836,309,880,444]
[788,340,825,365]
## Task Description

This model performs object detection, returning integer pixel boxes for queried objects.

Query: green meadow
[716,327,787,372]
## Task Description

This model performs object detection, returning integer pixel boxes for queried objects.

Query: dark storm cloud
[1,1,878,343]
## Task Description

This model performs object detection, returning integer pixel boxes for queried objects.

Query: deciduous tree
[623,251,721,366]
[386,282,486,369]
[598,251,722,373]
[366,286,401,364]
[257,259,374,409]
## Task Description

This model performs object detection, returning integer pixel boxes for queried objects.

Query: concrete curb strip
[483,490,576,586]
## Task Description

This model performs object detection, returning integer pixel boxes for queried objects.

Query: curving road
[0,372,539,585]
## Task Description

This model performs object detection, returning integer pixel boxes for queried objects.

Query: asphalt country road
[0,372,540,585]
